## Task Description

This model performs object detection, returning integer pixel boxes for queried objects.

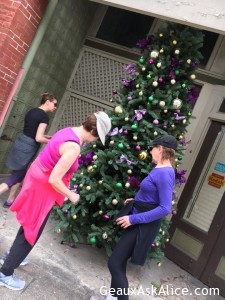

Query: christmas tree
[54,22,203,263]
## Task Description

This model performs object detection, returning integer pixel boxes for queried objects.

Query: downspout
[0,0,58,135]
[0,68,24,127]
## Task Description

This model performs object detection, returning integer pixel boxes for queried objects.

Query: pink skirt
[10,157,69,245]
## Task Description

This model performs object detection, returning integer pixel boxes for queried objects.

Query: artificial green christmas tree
[54,22,203,263]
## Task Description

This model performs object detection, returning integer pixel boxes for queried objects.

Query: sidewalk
[0,187,224,300]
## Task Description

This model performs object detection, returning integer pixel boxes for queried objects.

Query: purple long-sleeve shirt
[129,166,175,225]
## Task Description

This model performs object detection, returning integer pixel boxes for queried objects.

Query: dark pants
[0,211,51,276]
[108,225,139,300]
[5,169,27,188]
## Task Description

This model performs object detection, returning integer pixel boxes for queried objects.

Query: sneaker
[3,200,14,208]
[0,272,25,290]
[0,251,29,266]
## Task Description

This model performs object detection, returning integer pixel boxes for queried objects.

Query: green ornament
[116,182,122,188]
[118,143,124,149]
[71,177,76,182]
[93,164,97,169]
[148,95,154,101]
[147,74,151,79]
[89,236,97,245]
[181,83,186,88]
[139,57,145,64]
[178,156,182,161]
[188,112,192,116]
[131,124,138,130]
[175,70,180,75]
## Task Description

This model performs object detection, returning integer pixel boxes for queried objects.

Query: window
[96,7,155,48]
[219,98,225,113]
[199,30,219,67]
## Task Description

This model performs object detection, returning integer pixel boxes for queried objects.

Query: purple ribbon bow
[116,154,135,165]
[132,109,146,121]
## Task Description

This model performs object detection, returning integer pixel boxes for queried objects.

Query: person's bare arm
[35,123,50,144]
[48,142,80,204]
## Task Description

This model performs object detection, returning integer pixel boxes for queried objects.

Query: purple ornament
[63,210,68,214]
[158,77,163,83]
[151,243,156,247]
[172,210,177,215]
[127,96,132,101]
[123,129,129,135]
[112,89,117,95]
[176,109,180,113]
[69,243,76,248]
[163,125,167,129]
[104,215,110,220]
[136,35,154,52]
[148,59,154,64]
[135,145,141,151]
[153,119,159,125]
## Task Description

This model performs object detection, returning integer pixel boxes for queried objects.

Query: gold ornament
[110,140,115,145]
[109,98,113,102]
[142,66,146,71]
[172,40,177,45]
[170,79,176,85]
[93,144,96,148]
[127,169,132,174]
[157,262,162,267]
[99,210,103,214]
[150,50,159,58]
[79,184,83,188]
[72,215,77,220]
[124,117,129,121]
[115,106,123,114]
[87,166,93,173]
[93,155,98,160]
[152,81,158,87]
[153,131,158,136]
[102,232,108,239]
[163,109,168,113]
[159,48,164,53]
[125,182,130,188]
[190,74,196,80]
[159,101,166,107]
[136,84,140,88]
[86,186,91,190]
[56,228,61,234]
[174,49,180,55]
[159,33,163,37]
[133,136,138,140]
[139,151,147,160]
[98,180,103,184]
[139,91,143,96]
[112,199,118,205]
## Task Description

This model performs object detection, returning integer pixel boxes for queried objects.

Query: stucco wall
[0,0,97,173]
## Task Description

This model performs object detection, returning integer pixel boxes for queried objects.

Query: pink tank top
[39,127,80,175]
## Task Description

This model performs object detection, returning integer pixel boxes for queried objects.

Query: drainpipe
[0,0,58,135]
[0,68,24,128]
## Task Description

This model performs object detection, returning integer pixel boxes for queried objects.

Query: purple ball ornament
[148,59,154,64]
[158,77,163,83]
[127,96,132,101]
[112,89,117,95]
[172,210,177,215]
[153,119,159,125]
[163,124,167,129]
[123,129,129,135]
[63,209,68,214]
[104,215,110,220]
[135,145,141,151]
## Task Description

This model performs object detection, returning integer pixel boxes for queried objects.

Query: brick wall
[0,0,48,115]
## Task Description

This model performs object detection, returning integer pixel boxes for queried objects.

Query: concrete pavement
[0,183,224,300]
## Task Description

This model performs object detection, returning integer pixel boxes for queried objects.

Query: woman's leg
[108,226,139,300]
[0,210,51,276]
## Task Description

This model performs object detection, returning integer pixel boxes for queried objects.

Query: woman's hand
[116,216,131,229]
[124,198,134,205]
[69,193,80,204]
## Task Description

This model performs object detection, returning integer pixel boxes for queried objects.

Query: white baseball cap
[94,111,111,145]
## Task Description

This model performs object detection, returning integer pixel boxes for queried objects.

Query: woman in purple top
[105,135,178,300]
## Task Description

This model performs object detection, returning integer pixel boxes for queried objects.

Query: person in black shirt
[0,92,57,207]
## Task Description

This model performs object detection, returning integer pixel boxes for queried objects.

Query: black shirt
[23,108,49,140]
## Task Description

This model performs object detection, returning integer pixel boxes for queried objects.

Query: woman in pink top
[0,111,111,291]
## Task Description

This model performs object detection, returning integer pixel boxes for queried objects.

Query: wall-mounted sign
[215,162,225,174]
[208,173,225,189]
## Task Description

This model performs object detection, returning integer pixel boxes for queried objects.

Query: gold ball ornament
[125,182,130,188]
[159,33,163,37]
[86,186,91,190]
[93,155,98,160]
[115,106,123,114]
[98,180,103,184]
[157,62,162,68]
[93,144,96,148]
[157,262,162,267]
[159,48,164,53]
[112,199,118,205]
[171,124,175,128]
[124,117,129,121]
[127,169,132,174]
[72,215,77,220]
[79,184,83,188]
[153,131,158,136]
[110,140,115,145]
[166,238,170,242]
[99,210,103,214]
[187,59,191,64]
[172,98,182,109]
[142,66,146,71]
[133,136,138,140]
[152,81,158,87]
[87,166,93,173]
[102,232,108,239]
[57,228,61,234]
[172,40,177,45]
[175,49,180,55]
[139,91,143,96]
[150,50,159,58]
[182,119,187,124]
[159,101,166,107]
[190,74,196,80]
[136,84,140,88]
[139,151,147,160]
[164,109,168,113]
[170,79,176,85]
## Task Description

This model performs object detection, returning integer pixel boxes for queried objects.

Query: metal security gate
[50,46,132,131]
